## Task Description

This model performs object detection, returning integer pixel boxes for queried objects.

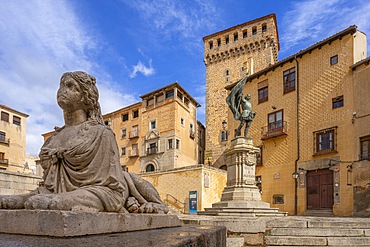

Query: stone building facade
[203,14,279,168]
[219,24,367,216]
[204,13,370,216]
[0,104,29,172]
[101,82,203,174]
[351,57,370,216]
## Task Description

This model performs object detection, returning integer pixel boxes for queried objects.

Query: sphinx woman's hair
[61,71,104,125]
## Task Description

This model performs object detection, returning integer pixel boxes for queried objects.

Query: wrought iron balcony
[190,131,195,139]
[359,154,370,161]
[0,138,10,146]
[128,149,139,157]
[129,130,139,139]
[261,121,287,140]
[0,159,9,165]
[147,146,158,155]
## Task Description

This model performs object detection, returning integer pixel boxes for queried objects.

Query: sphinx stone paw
[24,194,66,210]
[0,195,26,209]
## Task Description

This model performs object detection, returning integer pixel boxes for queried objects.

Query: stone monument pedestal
[199,137,287,217]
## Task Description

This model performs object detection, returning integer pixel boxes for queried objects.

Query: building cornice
[203,13,280,51]
[0,104,29,117]
[140,82,200,107]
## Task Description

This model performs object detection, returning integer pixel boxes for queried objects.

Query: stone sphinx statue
[0,71,168,214]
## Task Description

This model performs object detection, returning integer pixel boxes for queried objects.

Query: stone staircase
[265,217,370,246]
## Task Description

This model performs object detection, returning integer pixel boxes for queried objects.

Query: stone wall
[0,170,41,195]
[353,161,370,216]
[141,165,227,213]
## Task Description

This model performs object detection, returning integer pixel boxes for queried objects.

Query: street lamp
[292,171,299,179]
[222,120,227,129]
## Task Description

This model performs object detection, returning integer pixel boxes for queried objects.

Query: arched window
[145,164,155,172]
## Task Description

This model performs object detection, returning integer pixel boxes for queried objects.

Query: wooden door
[307,169,333,209]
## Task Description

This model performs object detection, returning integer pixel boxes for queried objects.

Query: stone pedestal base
[198,200,287,217]
[199,137,287,217]
[0,210,181,237]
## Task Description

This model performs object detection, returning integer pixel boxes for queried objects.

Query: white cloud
[129,60,155,78]
[280,0,370,57]
[122,0,218,49]
[0,1,136,156]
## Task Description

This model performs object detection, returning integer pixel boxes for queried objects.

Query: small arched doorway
[145,163,155,172]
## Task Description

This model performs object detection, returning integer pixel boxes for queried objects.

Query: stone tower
[203,14,279,168]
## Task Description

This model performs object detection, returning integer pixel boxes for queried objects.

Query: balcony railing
[129,130,139,139]
[0,138,10,146]
[190,131,195,139]
[147,147,158,155]
[359,154,370,161]
[261,121,287,140]
[0,159,9,165]
[128,149,139,157]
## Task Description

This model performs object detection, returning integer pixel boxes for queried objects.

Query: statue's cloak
[39,120,163,212]
[226,75,248,120]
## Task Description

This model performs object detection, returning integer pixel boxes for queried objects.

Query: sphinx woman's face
[57,76,84,111]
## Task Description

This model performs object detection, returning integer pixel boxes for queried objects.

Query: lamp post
[292,171,299,215]
[222,120,227,129]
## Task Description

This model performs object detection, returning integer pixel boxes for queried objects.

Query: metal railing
[128,149,139,157]
[0,159,9,164]
[261,121,287,140]
[359,154,370,161]
[129,130,139,139]
[147,146,158,155]
[165,194,186,214]
[0,138,10,145]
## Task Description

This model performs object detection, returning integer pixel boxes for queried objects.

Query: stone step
[266,218,370,229]
[268,227,366,237]
[304,209,333,217]
[266,236,370,246]
[265,236,327,246]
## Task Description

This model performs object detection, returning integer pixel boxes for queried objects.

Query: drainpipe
[294,55,300,216]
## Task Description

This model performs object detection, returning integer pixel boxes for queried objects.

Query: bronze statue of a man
[226,73,256,138]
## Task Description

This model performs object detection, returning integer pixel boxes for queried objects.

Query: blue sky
[1,0,370,155]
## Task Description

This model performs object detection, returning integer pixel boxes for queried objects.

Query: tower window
[243,30,248,38]
[252,26,257,35]
[217,38,221,47]
[225,36,229,44]
[234,33,238,41]
[262,24,267,33]
[209,41,213,49]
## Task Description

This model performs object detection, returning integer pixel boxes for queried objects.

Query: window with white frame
[150,120,156,130]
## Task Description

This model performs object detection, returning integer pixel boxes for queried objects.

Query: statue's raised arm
[226,72,256,138]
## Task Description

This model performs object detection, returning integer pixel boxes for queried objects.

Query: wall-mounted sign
[189,191,198,213]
